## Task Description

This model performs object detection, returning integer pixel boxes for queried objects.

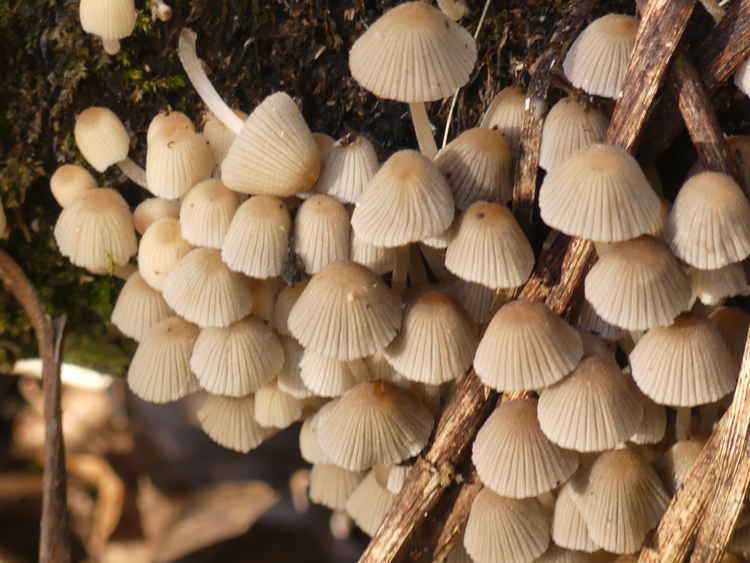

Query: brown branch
[0,250,70,563]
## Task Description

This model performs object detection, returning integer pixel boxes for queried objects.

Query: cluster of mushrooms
[47,2,750,562]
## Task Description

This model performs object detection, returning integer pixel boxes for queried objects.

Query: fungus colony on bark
[47,2,750,561]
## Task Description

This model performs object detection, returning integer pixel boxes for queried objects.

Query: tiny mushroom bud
[79,0,136,55]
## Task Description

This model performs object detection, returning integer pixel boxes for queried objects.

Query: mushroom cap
[74,107,130,172]
[197,394,272,453]
[202,109,246,164]
[384,290,477,385]
[584,236,692,330]
[562,14,639,98]
[221,92,320,196]
[690,263,749,306]
[190,317,284,397]
[629,314,738,407]
[538,356,644,452]
[300,349,372,398]
[50,164,97,208]
[294,194,351,274]
[575,298,627,342]
[276,335,312,399]
[474,299,583,392]
[145,128,215,200]
[348,1,477,102]
[464,490,551,563]
[539,144,660,242]
[735,57,750,98]
[435,127,514,209]
[313,134,380,204]
[709,306,750,365]
[148,110,194,144]
[351,149,455,247]
[54,188,137,273]
[221,195,291,279]
[79,0,136,40]
[308,464,365,510]
[273,281,308,336]
[552,482,601,553]
[446,278,495,325]
[540,98,609,172]
[127,316,200,403]
[133,197,180,236]
[299,410,331,464]
[162,248,253,328]
[351,233,397,275]
[254,381,304,429]
[445,201,534,288]
[666,171,750,269]
[629,395,667,445]
[138,217,193,291]
[472,398,580,498]
[656,438,706,495]
[479,86,526,156]
[179,179,240,249]
[534,546,600,562]
[345,469,395,536]
[288,261,402,360]
[317,381,434,470]
[111,271,173,341]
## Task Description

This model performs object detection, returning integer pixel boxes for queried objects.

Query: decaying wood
[429,470,483,563]
[0,251,69,563]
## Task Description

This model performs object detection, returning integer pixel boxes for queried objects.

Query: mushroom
[254,380,304,429]
[299,350,371,398]
[111,271,173,342]
[146,127,215,199]
[446,278,495,325]
[534,546,599,562]
[132,197,180,235]
[272,281,308,337]
[350,232,397,275]
[179,178,239,249]
[308,464,364,511]
[345,469,395,536]
[690,263,749,306]
[276,335,312,399]
[312,133,379,204]
[575,298,627,342]
[629,394,667,446]
[710,306,750,365]
[294,194,351,274]
[552,482,601,553]
[50,164,96,207]
[656,438,706,495]
[79,0,136,55]
[197,394,272,453]
[201,110,247,167]
[479,86,526,157]
[138,217,193,290]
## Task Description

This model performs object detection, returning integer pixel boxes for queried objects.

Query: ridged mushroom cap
[133,198,180,236]
[540,97,609,172]
[138,217,193,291]
[313,134,379,204]
[111,271,173,341]
[294,194,351,274]
[197,394,272,453]
[50,164,96,207]
[479,86,526,156]
[179,179,239,249]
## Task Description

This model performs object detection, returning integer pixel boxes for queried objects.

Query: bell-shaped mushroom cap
[539,144,660,242]
[294,194,351,274]
[349,1,476,102]
[584,236,692,330]
[300,349,372,398]
[146,128,215,200]
[562,14,638,99]
[74,107,130,172]
[435,127,514,209]
[553,482,600,553]
[221,195,291,279]
[384,290,477,385]
[317,381,434,470]
[710,307,750,365]
[445,201,534,288]
[656,438,705,495]
[464,490,551,563]
[133,198,180,236]
[314,134,379,204]
[540,98,609,172]
[245,277,279,324]
[288,261,402,360]
[569,448,669,554]
[308,464,365,510]
[138,217,193,290]
[479,86,526,156]
[127,316,200,403]
[351,233,397,275]
[539,356,644,452]
[691,263,749,306]
[276,335,312,399]
[385,464,410,494]
[111,271,173,341]
[473,398,580,498]
[190,317,284,397]
[179,179,239,248]
[629,395,667,445]
[351,150,454,247]
[666,171,750,269]
[299,410,331,464]
[254,380,304,429]
[54,188,137,273]
[578,331,616,363]
[79,0,136,40]
[630,314,737,407]
[576,299,627,342]
[345,469,395,536]
[162,248,252,328]
[197,394,272,453]
[474,300,583,392]
[202,110,246,164]
[221,92,320,196]
[534,546,599,562]
[50,164,96,207]
[148,110,194,144]
[273,281,308,336]
[446,278,495,325]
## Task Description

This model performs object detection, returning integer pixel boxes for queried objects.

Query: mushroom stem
[116,158,148,189]
[102,39,120,55]
[393,245,410,292]
[178,29,244,135]
[675,407,692,440]
[408,103,438,159]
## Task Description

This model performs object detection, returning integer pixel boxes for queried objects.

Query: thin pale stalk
[408,103,438,159]
[116,158,147,189]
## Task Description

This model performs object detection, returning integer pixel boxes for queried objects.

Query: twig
[0,250,69,563]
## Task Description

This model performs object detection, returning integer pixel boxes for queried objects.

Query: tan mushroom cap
[656,438,706,495]
[479,86,526,156]
[578,331,616,363]
[474,299,583,392]
[584,236,692,330]
[308,464,365,510]
[348,1,476,103]
[384,290,477,385]
[299,410,331,464]
[221,195,291,279]
[254,380,304,429]
[202,109,246,164]
[563,14,639,98]
[162,248,252,328]
[538,356,644,452]
[385,464,410,495]
[534,546,599,562]
[197,394,272,453]
[288,261,402,360]
[446,278,495,325]
[300,349,372,398]
[472,398,580,498]
[666,171,750,269]
[464,490,551,563]
[133,198,180,236]
[539,144,660,242]
[221,92,321,197]
[350,233,397,275]
[276,335,312,399]
[138,217,193,290]
[540,98,609,172]
[179,178,239,249]
[569,448,669,554]
[710,307,750,365]
[575,299,627,342]
[691,263,749,306]
[111,271,173,341]
[273,281,308,336]
[313,134,379,204]
[50,164,97,207]
[345,469,395,536]
[435,127,514,209]
[552,482,600,553]
[127,316,200,403]
[629,395,667,445]
[445,201,534,288]
[317,381,434,470]
[74,107,130,172]
[147,110,194,144]
[146,128,215,199]
[312,132,335,161]
[630,314,737,407]
[79,0,136,41]
[294,194,351,274]
[351,150,454,247]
